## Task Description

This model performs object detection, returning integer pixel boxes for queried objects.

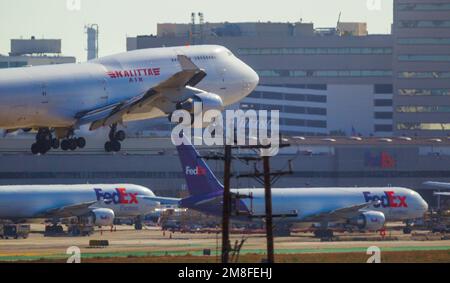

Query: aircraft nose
[420,199,429,213]
[247,66,259,91]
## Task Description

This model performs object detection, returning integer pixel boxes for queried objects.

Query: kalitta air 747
[0,45,259,154]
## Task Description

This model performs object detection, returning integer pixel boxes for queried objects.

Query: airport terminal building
[127,0,450,138]
[0,136,448,207]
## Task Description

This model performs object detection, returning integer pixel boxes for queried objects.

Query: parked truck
[0,224,30,239]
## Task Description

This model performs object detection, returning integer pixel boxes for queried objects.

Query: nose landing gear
[104,124,126,153]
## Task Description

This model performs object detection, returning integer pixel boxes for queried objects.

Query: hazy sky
[0,0,393,61]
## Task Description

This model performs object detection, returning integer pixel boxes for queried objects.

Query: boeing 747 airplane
[0,45,259,154]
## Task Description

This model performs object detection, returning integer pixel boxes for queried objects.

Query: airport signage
[364,151,396,169]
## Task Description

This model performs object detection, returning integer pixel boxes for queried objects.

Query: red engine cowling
[91,208,115,226]
[351,211,386,231]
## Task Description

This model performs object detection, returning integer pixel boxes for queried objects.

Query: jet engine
[176,92,224,114]
[350,211,385,231]
[91,208,115,226]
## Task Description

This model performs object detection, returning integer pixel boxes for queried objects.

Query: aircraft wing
[140,196,181,206]
[76,55,207,130]
[34,201,98,218]
[302,201,380,223]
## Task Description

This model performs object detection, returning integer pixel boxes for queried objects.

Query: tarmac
[0,224,449,262]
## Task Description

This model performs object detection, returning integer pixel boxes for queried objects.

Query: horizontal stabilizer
[140,196,181,206]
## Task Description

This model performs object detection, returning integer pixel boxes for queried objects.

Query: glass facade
[397,106,450,113]
[238,47,392,56]
[375,124,394,132]
[399,89,450,96]
[398,55,450,62]
[375,112,393,119]
[282,118,327,128]
[397,123,450,130]
[259,84,327,90]
[374,84,394,94]
[0,61,27,68]
[374,99,393,107]
[397,3,450,11]
[394,0,450,137]
[398,72,450,79]
[398,20,450,28]
[258,70,392,78]
[397,38,450,45]
[242,103,327,116]
[249,91,327,103]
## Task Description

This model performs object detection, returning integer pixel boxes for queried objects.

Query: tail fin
[175,136,224,196]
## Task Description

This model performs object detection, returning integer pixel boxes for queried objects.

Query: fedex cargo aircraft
[0,184,178,233]
[0,45,259,154]
[175,136,429,237]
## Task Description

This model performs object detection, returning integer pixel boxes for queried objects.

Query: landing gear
[273,224,292,237]
[31,128,86,155]
[403,220,413,234]
[105,124,126,153]
[134,216,143,230]
[403,226,412,234]
[314,229,334,240]
[44,224,64,236]
[60,137,85,151]
[59,129,86,152]
[31,128,53,155]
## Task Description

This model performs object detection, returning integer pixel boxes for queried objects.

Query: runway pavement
[0,224,449,262]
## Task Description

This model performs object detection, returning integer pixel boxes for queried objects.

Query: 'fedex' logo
[185,166,206,176]
[363,191,407,208]
[94,188,138,205]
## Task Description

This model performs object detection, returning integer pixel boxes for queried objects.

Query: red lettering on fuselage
[107,67,161,81]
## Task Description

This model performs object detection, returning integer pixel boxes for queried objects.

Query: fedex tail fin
[175,136,224,197]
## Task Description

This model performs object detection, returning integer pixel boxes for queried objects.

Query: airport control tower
[85,24,99,61]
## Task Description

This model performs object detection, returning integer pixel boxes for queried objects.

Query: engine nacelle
[176,92,224,114]
[350,211,385,231]
[91,208,115,227]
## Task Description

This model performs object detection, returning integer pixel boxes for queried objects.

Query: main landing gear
[31,128,86,155]
[104,124,126,153]
[60,137,86,151]
[31,128,58,155]
[314,229,334,240]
